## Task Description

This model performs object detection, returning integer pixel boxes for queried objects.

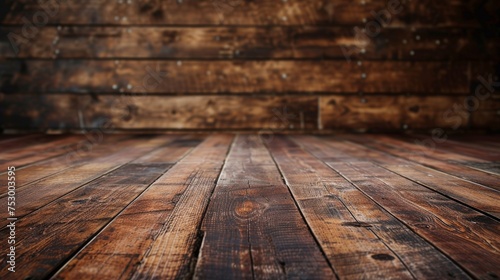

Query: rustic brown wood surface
[0,135,176,227]
[351,134,500,189]
[0,60,479,94]
[54,134,232,279]
[1,94,318,130]
[1,0,498,132]
[3,93,499,132]
[0,134,132,195]
[319,95,498,131]
[3,0,495,27]
[266,135,469,279]
[0,133,498,279]
[291,136,499,279]
[1,26,498,60]
[194,135,335,279]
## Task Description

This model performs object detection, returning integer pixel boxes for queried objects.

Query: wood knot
[234,199,265,220]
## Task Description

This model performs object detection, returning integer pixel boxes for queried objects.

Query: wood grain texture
[54,134,232,279]
[0,134,59,151]
[370,134,498,163]
[194,135,335,279]
[410,133,500,162]
[319,95,499,131]
[0,133,498,278]
[0,134,87,170]
[0,61,474,94]
[470,98,500,130]
[0,134,131,195]
[0,161,171,280]
[295,134,500,279]
[324,161,500,280]
[344,136,500,217]
[268,135,469,279]
[0,134,82,159]
[1,94,318,130]
[0,135,176,227]
[360,134,500,189]
[2,0,495,27]
[462,162,500,176]
[1,26,498,60]
[299,135,500,219]
[1,0,498,132]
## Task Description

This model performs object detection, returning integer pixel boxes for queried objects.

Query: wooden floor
[0,133,499,280]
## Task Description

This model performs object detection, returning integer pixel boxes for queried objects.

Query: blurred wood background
[1,0,499,133]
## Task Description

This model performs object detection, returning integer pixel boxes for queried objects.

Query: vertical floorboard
[55,134,232,279]
[194,135,335,279]
[0,135,177,227]
[406,134,500,162]
[327,135,500,218]
[295,137,499,279]
[0,134,132,195]
[0,135,88,170]
[0,144,179,279]
[326,162,500,280]
[359,135,500,189]
[267,135,469,279]
[0,134,62,152]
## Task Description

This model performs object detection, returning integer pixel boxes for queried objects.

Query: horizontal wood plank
[1,94,318,130]
[2,0,493,27]
[0,61,475,94]
[320,95,500,131]
[1,26,498,60]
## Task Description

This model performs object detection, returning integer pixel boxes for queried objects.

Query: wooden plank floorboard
[55,134,232,279]
[0,134,56,152]
[460,162,500,176]
[0,149,178,278]
[401,134,500,176]
[0,134,89,171]
[294,136,500,279]
[268,135,469,279]
[0,134,132,195]
[349,135,500,191]
[302,135,500,219]
[448,135,500,149]
[408,134,500,162]
[325,162,500,280]
[194,135,335,279]
[0,135,22,141]
[0,134,81,156]
[0,135,178,228]
[0,133,498,279]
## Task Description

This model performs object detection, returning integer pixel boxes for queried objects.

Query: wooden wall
[1,0,499,133]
